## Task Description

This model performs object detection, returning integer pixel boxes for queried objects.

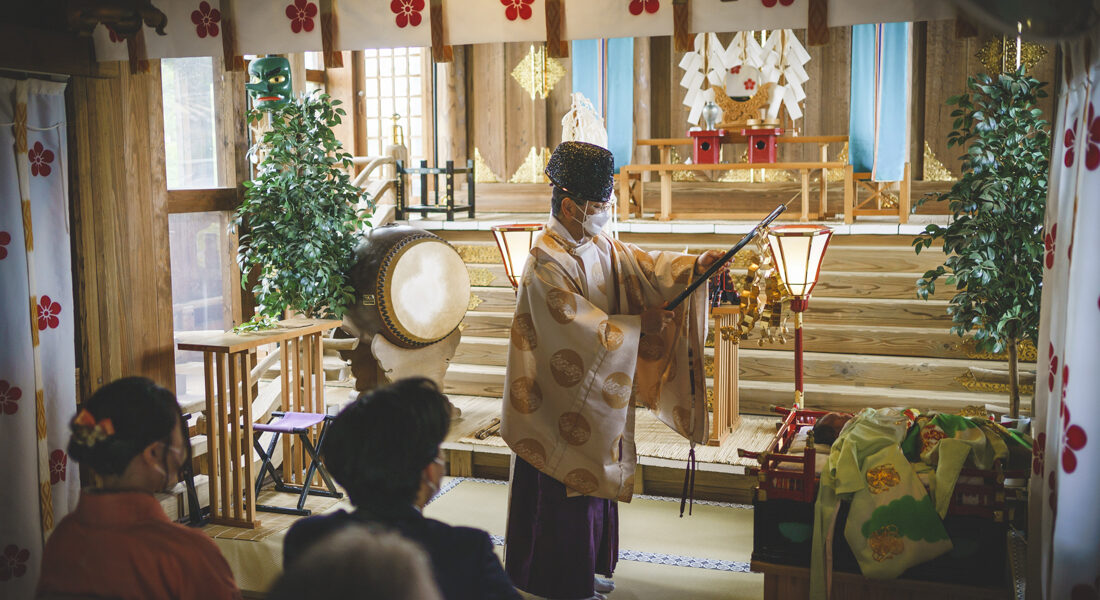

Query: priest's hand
[642,306,675,335]
[695,250,727,276]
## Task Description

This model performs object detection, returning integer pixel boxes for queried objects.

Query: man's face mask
[570,198,613,238]
[246,56,292,110]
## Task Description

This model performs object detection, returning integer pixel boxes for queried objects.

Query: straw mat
[447,395,778,469]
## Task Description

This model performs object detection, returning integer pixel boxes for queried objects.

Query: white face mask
[570,199,612,239]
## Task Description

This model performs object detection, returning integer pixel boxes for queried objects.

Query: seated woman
[37,377,240,600]
[283,377,519,600]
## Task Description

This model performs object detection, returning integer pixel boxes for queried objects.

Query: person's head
[269,526,443,600]
[811,412,853,446]
[68,377,189,493]
[322,377,451,510]
[545,141,616,240]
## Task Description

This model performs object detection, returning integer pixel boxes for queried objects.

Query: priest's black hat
[544,141,615,203]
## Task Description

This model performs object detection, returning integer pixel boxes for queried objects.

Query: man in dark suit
[283,377,520,600]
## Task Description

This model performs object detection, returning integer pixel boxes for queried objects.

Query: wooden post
[819,143,829,217]
[843,163,855,224]
[801,168,810,222]
[899,162,911,224]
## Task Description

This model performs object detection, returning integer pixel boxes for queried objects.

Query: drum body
[344,224,470,348]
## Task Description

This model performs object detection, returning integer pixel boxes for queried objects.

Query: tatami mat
[425,477,763,599]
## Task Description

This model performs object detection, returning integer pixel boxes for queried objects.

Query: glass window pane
[409,56,421,75]
[367,118,380,139]
[394,58,407,76]
[366,78,379,97]
[379,48,392,57]
[395,77,408,97]
[380,57,393,77]
[365,57,378,77]
[161,57,219,189]
[367,98,379,117]
[169,211,233,406]
[381,98,394,118]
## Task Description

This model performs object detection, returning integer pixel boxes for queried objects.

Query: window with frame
[363,47,427,162]
[161,57,237,403]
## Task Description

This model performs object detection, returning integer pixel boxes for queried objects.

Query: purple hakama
[505,457,618,599]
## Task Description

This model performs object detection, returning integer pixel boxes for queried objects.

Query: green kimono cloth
[810,408,951,599]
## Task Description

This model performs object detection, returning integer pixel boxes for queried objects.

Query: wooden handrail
[350,155,396,188]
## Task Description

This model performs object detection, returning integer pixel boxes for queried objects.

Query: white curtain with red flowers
[87,0,967,62]
[1028,31,1100,600]
[0,77,79,595]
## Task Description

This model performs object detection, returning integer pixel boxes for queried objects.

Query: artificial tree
[913,68,1050,418]
[235,90,371,330]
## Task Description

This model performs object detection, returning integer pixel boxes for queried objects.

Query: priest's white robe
[501,217,709,502]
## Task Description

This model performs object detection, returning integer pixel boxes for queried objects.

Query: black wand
[665,203,787,311]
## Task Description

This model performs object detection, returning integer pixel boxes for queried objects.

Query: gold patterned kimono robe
[501,217,709,502]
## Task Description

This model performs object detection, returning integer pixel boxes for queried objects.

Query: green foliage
[912,69,1050,355]
[235,91,372,327]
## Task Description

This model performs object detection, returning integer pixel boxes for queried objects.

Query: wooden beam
[166,188,239,213]
[911,21,927,180]
[351,51,367,159]
[0,24,114,78]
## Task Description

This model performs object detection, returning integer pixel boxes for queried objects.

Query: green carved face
[246,56,292,110]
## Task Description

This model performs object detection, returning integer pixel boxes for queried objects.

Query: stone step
[441,363,1013,417]
[467,285,953,328]
[452,336,1034,396]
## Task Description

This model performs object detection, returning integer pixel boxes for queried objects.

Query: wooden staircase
[440,230,1036,417]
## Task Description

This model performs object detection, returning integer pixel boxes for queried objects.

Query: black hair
[550,185,571,218]
[322,377,451,511]
[68,376,185,476]
[811,420,838,446]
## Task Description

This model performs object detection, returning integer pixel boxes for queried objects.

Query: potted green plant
[235,90,372,330]
[912,68,1050,418]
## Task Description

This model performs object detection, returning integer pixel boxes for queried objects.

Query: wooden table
[620,135,851,222]
[176,318,341,528]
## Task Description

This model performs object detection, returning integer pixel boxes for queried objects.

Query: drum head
[384,238,471,345]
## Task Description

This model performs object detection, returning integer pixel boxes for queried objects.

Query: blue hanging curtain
[849,22,910,182]
[571,38,634,173]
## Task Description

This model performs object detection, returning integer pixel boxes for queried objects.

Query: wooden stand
[708,306,741,446]
[176,318,341,528]
[620,135,850,222]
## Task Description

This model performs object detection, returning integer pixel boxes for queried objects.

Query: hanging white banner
[236,0,324,55]
[445,0,545,46]
[563,0,672,41]
[338,0,432,50]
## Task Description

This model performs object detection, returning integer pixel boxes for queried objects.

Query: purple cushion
[253,411,327,433]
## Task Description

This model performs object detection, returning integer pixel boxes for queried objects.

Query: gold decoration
[866,464,901,494]
[975,37,1048,74]
[669,148,698,182]
[955,338,1037,362]
[511,44,565,100]
[454,244,502,264]
[825,143,848,183]
[712,82,776,128]
[957,405,989,418]
[954,369,1036,395]
[716,149,796,183]
[467,294,483,311]
[733,236,790,344]
[509,147,552,184]
[473,148,500,183]
[923,141,956,181]
[704,354,714,378]
[468,267,497,287]
[869,525,905,562]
